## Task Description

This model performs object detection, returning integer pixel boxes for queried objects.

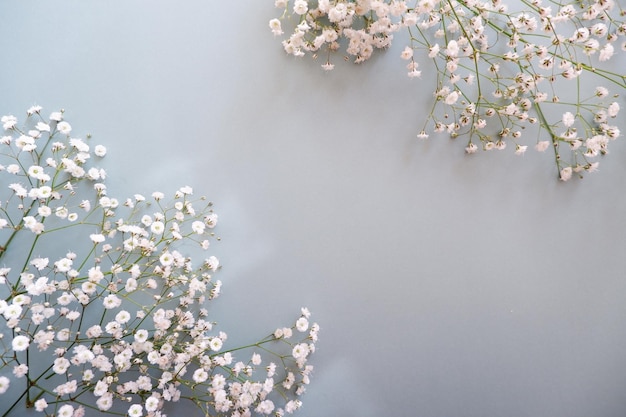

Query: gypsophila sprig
[271,0,625,180]
[0,107,318,417]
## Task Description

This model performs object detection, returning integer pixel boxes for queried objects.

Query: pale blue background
[2,1,626,416]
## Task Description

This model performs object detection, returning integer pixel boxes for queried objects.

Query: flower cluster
[270,0,625,180]
[0,107,318,417]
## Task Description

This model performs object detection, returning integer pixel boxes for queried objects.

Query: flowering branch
[0,107,318,417]
[270,0,625,180]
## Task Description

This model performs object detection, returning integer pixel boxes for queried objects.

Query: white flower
[9,184,27,198]
[55,207,69,219]
[192,368,209,383]
[296,317,309,332]
[96,393,113,411]
[445,40,459,57]
[54,382,78,398]
[2,115,17,130]
[179,185,193,195]
[27,105,42,115]
[69,138,89,152]
[4,303,23,319]
[474,119,487,130]
[0,376,10,394]
[255,400,275,415]
[150,221,165,234]
[292,343,310,359]
[465,143,478,154]
[125,278,138,292]
[293,0,308,15]
[72,346,95,364]
[535,141,550,152]
[285,399,302,413]
[595,86,609,98]
[128,404,143,417]
[15,135,35,150]
[444,91,459,105]
[205,213,218,228]
[12,334,30,351]
[27,165,48,180]
[515,145,528,155]
[560,166,573,181]
[134,329,149,343]
[57,404,74,417]
[562,112,575,127]
[205,256,219,271]
[53,357,70,374]
[55,257,73,272]
[140,215,152,226]
[599,43,614,61]
[90,233,106,244]
[88,266,104,282]
[36,122,51,133]
[66,311,81,321]
[608,102,620,117]
[249,353,262,366]
[94,144,107,157]
[191,221,205,234]
[400,46,413,60]
[159,251,174,266]
[145,395,160,412]
[34,398,48,412]
[57,328,71,341]
[57,121,72,135]
[428,44,440,58]
[269,18,283,35]
[209,337,223,351]
[13,364,28,378]
[103,294,122,309]
[87,167,101,180]
[407,68,422,78]
[115,310,131,324]
[95,380,110,397]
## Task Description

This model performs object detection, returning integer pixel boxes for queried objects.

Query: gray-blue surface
[2,1,626,416]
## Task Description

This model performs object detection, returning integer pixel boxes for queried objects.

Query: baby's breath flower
[270,0,624,180]
[1,106,318,416]
[12,335,30,351]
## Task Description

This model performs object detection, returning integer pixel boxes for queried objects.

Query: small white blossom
[128,404,143,417]
[296,317,309,332]
[560,166,573,181]
[94,144,107,157]
[535,141,550,152]
[34,398,48,412]
[293,0,308,15]
[562,112,575,127]
[12,334,30,351]
[0,376,9,394]
[57,404,74,417]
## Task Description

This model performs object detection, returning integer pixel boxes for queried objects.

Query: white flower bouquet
[270,0,625,180]
[0,107,318,417]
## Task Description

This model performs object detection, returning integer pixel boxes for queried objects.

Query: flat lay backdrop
[2,2,626,416]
